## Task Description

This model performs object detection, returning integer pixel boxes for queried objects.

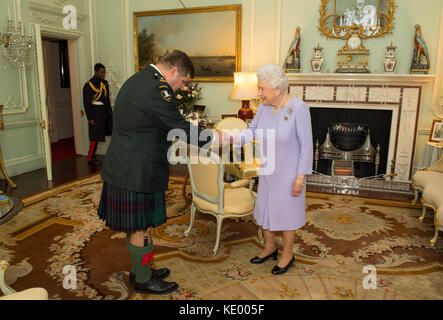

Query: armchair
[411,151,443,246]
[184,147,257,254]
[0,260,48,300]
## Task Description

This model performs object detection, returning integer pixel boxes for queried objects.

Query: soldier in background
[83,63,113,164]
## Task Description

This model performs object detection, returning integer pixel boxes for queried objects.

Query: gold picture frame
[429,120,443,143]
[318,0,396,39]
[134,5,242,82]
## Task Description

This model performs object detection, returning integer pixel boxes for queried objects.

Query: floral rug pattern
[1,175,442,300]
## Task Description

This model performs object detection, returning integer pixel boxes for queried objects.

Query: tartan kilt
[97,182,166,233]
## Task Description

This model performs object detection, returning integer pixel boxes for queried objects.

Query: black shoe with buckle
[271,256,295,275]
[133,276,178,295]
[129,268,170,287]
[250,249,278,264]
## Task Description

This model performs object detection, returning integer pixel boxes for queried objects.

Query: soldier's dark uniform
[82,76,113,163]
[97,64,214,294]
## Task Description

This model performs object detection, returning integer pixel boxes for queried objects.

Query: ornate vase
[384,43,397,73]
[311,44,324,73]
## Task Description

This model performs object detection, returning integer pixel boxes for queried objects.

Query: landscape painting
[134,5,241,82]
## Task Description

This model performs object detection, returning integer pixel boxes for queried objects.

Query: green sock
[126,235,135,275]
[126,237,154,284]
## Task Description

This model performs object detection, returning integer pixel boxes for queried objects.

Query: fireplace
[287,73,435,183]
[311,108,392,178]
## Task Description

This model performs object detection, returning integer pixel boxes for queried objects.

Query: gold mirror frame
[318,0,396,39]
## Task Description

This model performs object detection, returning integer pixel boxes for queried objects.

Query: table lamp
[230,72,258,121]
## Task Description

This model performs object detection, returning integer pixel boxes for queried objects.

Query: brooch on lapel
[284,108,293,121]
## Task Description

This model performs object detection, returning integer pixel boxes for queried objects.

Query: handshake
[212,129,237,146]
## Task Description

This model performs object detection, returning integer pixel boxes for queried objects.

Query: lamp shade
[230,72,258,100]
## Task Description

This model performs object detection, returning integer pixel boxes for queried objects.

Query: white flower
[176,94,182,100]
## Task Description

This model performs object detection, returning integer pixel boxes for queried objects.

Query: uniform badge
[161,89,172,103]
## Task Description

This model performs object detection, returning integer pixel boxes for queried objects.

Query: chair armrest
[224,179,252,189]
[249,179,256,203]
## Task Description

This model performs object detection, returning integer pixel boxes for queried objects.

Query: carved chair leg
[213,215,224,255]
[184,203,196,237]
[258,226,264,244]
[411,188,419,206]
[419,205,427,222]
[430,226,439,247]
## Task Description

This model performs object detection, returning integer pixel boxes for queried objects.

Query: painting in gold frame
[134,5,241,82]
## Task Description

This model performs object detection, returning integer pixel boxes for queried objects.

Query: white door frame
[34,24,87,181]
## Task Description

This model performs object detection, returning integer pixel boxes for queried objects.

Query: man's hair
[158,50,195,78]
[94,63,105,72]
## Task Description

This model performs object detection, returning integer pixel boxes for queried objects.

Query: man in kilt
[98,50,222,295]
[83,63,113,165]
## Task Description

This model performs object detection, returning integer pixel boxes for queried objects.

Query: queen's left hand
[291,180,303,197]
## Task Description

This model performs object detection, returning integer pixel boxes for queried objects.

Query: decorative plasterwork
[28,0,86,29]
[288,75,431,182]
[106,61,121,106]
[27,1,86,20]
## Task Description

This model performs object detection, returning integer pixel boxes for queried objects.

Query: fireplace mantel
[286,73,435,85]
[287,73,434,182]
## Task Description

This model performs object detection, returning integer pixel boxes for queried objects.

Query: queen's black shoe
[250,249,278,264]
[271,256,295,275]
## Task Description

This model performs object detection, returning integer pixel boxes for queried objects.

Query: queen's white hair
[257,64,288,94]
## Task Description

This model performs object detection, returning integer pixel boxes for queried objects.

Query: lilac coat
[236,97,313,231]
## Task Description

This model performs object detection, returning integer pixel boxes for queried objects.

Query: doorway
[42,38,79,163]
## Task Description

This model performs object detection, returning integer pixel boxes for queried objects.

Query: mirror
[319,0,396,39]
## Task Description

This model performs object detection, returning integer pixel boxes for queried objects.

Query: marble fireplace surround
[287,74,435,182]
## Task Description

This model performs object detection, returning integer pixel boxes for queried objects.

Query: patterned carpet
[1,174,442,300]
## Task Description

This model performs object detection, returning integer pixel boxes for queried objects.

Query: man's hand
[88,120,95,126]
[212,130,224,145]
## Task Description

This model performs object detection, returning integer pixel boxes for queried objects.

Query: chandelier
[0,19,35,69]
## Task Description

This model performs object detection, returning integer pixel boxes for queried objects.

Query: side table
[418,141,443,168]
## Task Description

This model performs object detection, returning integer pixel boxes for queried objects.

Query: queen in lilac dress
[234,64,313,275]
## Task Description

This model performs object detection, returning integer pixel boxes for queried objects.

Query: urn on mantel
[384,42,398,73]
[311,43,324,73]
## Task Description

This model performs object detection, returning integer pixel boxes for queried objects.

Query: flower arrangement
[175,82,202,116]
[175,82,211,128]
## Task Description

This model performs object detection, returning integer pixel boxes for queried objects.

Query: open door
[34,24,53,181]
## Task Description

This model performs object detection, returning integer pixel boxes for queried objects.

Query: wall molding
[4,153,44,177]
[27,0,87,20]
[3,119,39,129]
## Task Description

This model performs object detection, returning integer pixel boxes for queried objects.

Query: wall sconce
[229,72,258,122]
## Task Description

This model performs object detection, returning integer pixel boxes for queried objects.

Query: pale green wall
[92,0,443,169]
[0,0,94,177]
[0,0,442,178]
